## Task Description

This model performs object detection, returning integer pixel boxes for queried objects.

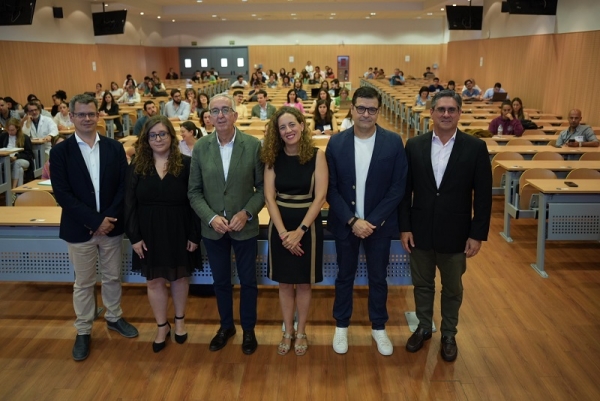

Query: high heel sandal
[277,332,294,355]
[294,333,308,356]
[174,315,188,344]
[153,322,171,353]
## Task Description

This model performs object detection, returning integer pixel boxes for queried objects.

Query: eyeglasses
[149,131,169,141]
[433,107,459,115]
[72,112,98,119]
[209,107,233,116]
[27,109,40,114]
[354,106,379,115]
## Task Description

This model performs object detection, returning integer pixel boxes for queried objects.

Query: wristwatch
[245,210,252,219]
[299,224,309,233]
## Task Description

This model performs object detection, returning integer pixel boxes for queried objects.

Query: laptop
[339,100,352,110]
[491,92,508,102]
[425,100,432,110]
[311,88,320,98]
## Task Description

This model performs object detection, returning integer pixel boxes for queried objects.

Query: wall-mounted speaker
[501,2,509,13]
[52,7,63,19]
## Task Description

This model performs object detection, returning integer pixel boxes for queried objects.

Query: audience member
[251,90,276,120]
[123,74,137,88]
[51,90,67,116]
[309,99,338,136]
[117,86,141,104]
[199,109,215,136]
[339,108,354,131]
[95,83,104,100]
[293,80,308,101]
[389,69,405,86]
[0,117,34,187]
[423,66,434,78]
[428,78,444,93]
[488,100,524,136]
[162,89,191,121]
[555,109,599,147]
[461,79,481,101]
[283,89,305,113]
[232,90,248,119]
[133,101,158,136]
[483,82,507,100]
[110,82,123,99]
[184,88,198,110]
[511,97,530,120]
[197,93,210,111]
[267,74,279,89]
[53,101,74,130]
[179,120,201,156]
[21,100,58,154]
[414,86,431,107]
[309,90,336,114]
[446,80,456,92]
[305,61,314,79]
[99,91,123,134]
[165,68,179,80]
[231,75,249,88]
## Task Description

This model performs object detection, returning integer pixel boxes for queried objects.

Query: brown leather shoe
[440,335,458,362]
[405,327,432,353]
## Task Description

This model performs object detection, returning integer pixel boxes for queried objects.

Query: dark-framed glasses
[434,107,459,115]
[72,112,98,119]
[209,107,233,117]
[149,131,169,141]
[354,106,379,115]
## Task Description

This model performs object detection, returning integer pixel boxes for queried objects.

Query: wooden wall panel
[248,44,444,90]
[445,31,600,126]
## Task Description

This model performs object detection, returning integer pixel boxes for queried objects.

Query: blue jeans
[333,234,391,330]
[202,234,258,331]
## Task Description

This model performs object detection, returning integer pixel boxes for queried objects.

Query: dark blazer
[188,128,265,241]
[326,124,408,240]
[51,133,127,243]
[399,130,492,253]
[0,131,34,183]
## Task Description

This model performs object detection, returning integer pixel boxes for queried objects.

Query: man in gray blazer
[188,94,265,355]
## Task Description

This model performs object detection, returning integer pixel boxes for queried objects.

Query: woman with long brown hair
[125,115,200,353]
[0,118,34,187]
[261,106,328,356]
[309,99,338,136]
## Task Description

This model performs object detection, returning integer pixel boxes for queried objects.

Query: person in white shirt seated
[312,66,325,83]
[231,75,248,88]
[340,109,354,131]
[198,109,215,136]
[162,89,191,121]
[123,74,137,89]
[232,90,248,119]
[53,102,74,130]
[21,101,59,155]
[117,86,142,104]
[110,82,124,99]
[94,83,104,100]
[305,61,314,79]
[179,121,201,156]
[482,82,507,100]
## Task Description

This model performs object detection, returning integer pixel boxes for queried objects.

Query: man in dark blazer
[326,86,407,356]
[188,94,265,355]
[51,94,138,361]
[400,90,492,362]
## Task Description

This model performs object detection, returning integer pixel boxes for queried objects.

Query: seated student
[197,93,210,112]
[99,91,123,134]
[283,89,305,113]
[184,88,198,111]
[94,83,104,100]
[162,89,191,121]
[267,73,279,89]
[312,66,325,84]
[483,82,507,100]
[251,90,277,120]
[423,66,435,79]
[21,101,58,155]
[281,76,292,88]
[555,109,599,148]
[414,86,431,107]
[330,79,341,97]
[142,80,162,97]
[232,90,248,119]
[165,67,179,80]
[123,74,137,89]
[488,100,524,137]
[389,69,405,86]
[326,67,335,79]
[0,118,34,187]
[336,87,351,107]
[51,90,67,116]
[110,82,124,99]
[231,75,248,88]
[153,77,166,91]
[309,89,336,114]
[428,78,444,93]
[376,69,387,79]
[446,80,457,92]
[340,108,354,131]
[53,101,73,130]
[198,109,215,136]
[246,82,263,102]
[364,67,374,78]
[179,121,201,156]
[511,97,530,120]
[41,134,67,179]
[191,70,202,83]
[309,99,338,136]
[133,100,159,136]
[461,79,481,101]
[118,86,141,103]
[138,76,151,92]
[293,80,308,101]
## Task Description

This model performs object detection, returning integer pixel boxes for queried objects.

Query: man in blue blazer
[326,86,408,356]
[400,90,492,362]
[51,94,138,361]
[189,94,265,355]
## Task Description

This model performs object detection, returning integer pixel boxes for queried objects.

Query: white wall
[162,19,446,47]
[556,0,600,34]
[0,0,164,46]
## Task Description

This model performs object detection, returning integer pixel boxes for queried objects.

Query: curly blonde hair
[261,106,314,169]
[134,115,183,177]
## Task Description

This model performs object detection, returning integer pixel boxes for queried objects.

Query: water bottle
[497,124,503,137]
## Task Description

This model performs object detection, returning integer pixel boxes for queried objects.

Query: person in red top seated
[488,100,524,137]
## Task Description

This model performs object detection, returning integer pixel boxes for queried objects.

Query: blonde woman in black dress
[261,106,328,356]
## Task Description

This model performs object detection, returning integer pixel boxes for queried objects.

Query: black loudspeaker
[501,2,509,13]
[446,6,483,31]
[52,7,63,19]
[506,0,558,15]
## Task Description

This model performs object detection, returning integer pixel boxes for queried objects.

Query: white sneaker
[372,329,393,356]
[333,327,348,354]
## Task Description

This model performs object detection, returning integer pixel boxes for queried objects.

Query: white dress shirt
[431,130,457,188]
[75,132,101,212]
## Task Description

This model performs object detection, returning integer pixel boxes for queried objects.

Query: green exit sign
[191,41,197,46]
[229,40,235,45]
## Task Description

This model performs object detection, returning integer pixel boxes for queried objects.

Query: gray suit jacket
[188,128,265,240]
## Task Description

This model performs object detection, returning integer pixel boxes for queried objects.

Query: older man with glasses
[21,101,58,155]
[188,94,265,355]
[326,86,408,356]
[400,90,492,362]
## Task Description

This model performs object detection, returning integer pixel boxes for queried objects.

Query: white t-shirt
[354,132,376,219]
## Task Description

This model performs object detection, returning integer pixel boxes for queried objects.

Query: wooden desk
[100,115,120,139]
[0,206,60,226]
[0,148,23,206]
[487,145,600,160]
[525,179,600,277]
[13,179,53,194]
[30,138,48,178]
[496,160,600,243]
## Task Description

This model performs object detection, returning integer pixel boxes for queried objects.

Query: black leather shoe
[153,322,171,353]
[107,318,139,338]
[406,327,432,353]
[209,327,236,351]
[440,335,458,362]
[72,334,91,361]
[242,330,258,355]
[174,315,188,344]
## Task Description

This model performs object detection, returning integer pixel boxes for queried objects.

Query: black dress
[268,148,323,284]
[125,156,201,281]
